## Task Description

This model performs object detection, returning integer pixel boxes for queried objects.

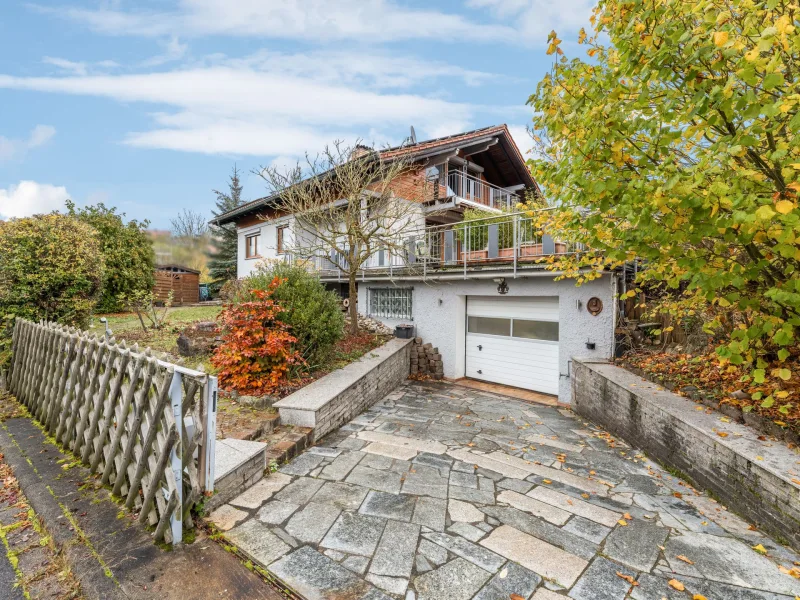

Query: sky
[0,0,594,228]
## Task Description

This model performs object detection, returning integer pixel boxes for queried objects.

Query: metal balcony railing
[429,171,520,211]
[283,210,582,280]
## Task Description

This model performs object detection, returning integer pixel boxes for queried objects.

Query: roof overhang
[210,124,538,227]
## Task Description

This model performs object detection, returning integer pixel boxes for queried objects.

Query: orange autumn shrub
[211,278,302,396]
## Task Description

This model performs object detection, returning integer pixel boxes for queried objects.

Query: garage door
[465,296,559,395]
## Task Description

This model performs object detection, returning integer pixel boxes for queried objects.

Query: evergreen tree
[208,166,245,293]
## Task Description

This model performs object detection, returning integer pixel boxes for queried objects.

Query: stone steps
[209,438,269,511]
[209,425,314,512]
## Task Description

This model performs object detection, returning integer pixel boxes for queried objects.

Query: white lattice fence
[8,319,218,545]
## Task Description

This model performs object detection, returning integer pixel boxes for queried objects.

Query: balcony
[292,210,582,281]
[428,170,520,212]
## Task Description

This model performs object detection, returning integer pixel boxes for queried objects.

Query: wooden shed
[154,265,200,306]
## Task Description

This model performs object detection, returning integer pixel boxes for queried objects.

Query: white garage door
[465,296,559,395]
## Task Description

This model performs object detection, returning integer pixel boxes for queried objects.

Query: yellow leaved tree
[529,0,800,401]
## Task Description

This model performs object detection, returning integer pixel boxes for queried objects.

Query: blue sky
[0,0,593,228]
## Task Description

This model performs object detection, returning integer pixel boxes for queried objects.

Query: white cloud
[508,124,533,158]
[43,56,88,76]
[28,124,57,147]
[43,56,120,76]
[214,49,498,90]
[0,125,56,161]
[32,0,520,43]
[467,0,595,39]
[0,181,70,219]
[0,65,483,157]
[141,36,189,67]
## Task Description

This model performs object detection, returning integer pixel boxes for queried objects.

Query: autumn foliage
[529,0,800,405]
[211,279,302,396]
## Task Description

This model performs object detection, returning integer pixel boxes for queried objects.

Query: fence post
[202,376,218,493]
[169,372,184,544]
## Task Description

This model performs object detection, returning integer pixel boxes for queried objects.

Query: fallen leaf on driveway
[668,579,685,591]
[753,544,768,555]
[676,555,694,565]
[693,595,708,600]
[616,572,638,586]
[617,519,628,526]
[510,595,525,600]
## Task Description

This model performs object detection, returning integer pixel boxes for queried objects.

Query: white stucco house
[210,125,618,404]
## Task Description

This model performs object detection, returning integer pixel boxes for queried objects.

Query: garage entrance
[465,296,559,395]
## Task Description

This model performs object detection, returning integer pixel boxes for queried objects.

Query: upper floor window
[276,225,288,255]
[246,233,260,259]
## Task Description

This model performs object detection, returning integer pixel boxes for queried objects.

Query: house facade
[211,125,618,404]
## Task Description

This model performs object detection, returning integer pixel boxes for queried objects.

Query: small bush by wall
[212,280,302,396]
[225,261,344,367]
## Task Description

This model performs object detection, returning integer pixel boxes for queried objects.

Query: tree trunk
[348,271,359,336]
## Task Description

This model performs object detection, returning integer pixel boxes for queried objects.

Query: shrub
[67,200,155,313]
[118,290,173,332]
[0,214,104,327]
[0,314,15,370]
[232,262,344,367]
[211,280,302,396]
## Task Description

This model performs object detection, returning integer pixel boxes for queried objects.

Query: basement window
[368,288,413,320]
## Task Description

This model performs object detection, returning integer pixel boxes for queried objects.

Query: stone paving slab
[569,556,636,600]
[369,520,419,578]
[602,518,668,572]
[480,525,588,588]
[212,381,800,600]
[363,441,418,461]
[413,558,491,600]
[269,547,391,600]
[229,472,292,509]
[664,532,800,596]
[526,486,621,527]
[357,431,448,454]
[496,489,571,525]
[226,520,291,565]
[321,512,387,557]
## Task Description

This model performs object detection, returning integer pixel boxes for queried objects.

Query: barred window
[368,288,413,319]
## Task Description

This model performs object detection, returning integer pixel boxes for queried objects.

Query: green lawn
[92,305,222,359]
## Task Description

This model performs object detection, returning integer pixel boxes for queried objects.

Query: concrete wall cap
[274,338,412,411]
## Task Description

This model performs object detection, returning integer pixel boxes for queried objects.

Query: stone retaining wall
[274,338,412,441]
[572,358,800,549]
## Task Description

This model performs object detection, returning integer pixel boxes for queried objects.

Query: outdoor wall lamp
[494,278,509,295]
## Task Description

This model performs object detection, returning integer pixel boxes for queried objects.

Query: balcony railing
[283,210,582,280]
[429,171,520,211]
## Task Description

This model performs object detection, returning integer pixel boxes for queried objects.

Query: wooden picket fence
[7,319,218,545]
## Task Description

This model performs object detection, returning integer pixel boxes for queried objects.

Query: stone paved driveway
[211,381,800,600]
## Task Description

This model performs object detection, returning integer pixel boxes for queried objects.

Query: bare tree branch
[257,141,424,334]
[170,208,209,239]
